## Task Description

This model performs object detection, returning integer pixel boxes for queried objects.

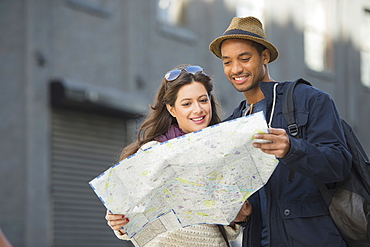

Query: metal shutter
[51,108,134,247]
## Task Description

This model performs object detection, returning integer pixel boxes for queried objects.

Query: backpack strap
[281,78,312,181]
[282,78,312,138]
[217,225,231,247]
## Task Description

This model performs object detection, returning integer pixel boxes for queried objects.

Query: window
[304,0,333,72]
[156,0,196,44]
[65,0,111,18]
[234,0,265,21]
[361,9,370,88]
[157,0,185,27]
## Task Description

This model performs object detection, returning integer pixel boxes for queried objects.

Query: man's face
[220,39,270,95]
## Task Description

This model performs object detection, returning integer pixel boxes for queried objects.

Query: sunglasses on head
[164,65,204,81]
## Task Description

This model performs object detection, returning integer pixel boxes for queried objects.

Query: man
[209,16,352,247]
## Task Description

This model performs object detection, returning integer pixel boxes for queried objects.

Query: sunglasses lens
[185,66,203,74]
[164,66,204,81]
[165,70,181,81]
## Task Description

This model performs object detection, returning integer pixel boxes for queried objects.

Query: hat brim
[209,34,278,63]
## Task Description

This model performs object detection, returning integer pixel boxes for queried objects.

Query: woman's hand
[105,210,130,234]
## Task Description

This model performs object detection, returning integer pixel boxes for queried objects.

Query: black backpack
[282,78,370,247]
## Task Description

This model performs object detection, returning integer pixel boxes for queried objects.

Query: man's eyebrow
[238,52,252,57]
[221,52,252,59]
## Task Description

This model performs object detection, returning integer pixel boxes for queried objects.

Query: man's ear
[166,104,176,117]
[262,49,271,64]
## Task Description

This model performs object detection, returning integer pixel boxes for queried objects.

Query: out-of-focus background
[1,0,369,246]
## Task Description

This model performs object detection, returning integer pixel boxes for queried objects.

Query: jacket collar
[259,81,276,110]
[260,80,291,108]
[227,80,291,119]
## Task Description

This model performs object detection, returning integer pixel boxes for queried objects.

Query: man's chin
[233,85,249,93]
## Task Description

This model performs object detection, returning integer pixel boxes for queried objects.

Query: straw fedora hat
[209,16,278,63]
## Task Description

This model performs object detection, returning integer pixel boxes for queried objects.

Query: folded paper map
[89,112,278,247]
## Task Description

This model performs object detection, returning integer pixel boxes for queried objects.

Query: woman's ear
[166,104,176,118]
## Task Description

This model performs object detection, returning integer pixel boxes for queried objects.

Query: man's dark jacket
[225,80,351,247]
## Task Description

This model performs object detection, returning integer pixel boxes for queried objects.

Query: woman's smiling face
[166,81,212,133]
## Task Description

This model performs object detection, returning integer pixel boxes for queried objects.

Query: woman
[105,64,247,247]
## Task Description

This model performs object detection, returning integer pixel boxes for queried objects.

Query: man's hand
[253,128,290,158]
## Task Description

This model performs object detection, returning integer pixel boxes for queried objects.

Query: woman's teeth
[192,117,204,121]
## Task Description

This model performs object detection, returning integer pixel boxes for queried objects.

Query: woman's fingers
[105,210,130,231]
[108,218,129,230]
[105,210,125,220]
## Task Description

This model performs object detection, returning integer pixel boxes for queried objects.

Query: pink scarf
[155,125,186,142]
